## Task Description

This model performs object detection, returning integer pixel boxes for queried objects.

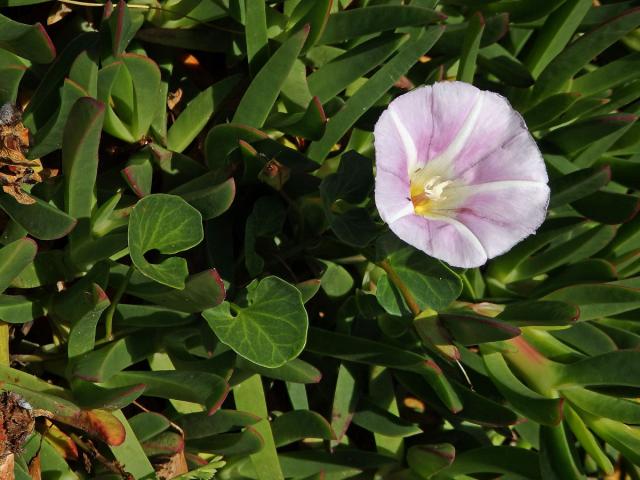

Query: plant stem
[103,265,134,341]
[378,259,421,316]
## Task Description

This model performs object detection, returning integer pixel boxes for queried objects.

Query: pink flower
[374,81,549,268]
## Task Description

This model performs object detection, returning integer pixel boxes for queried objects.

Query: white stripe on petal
[448,180,549,196]
[435,215,488,262]
[389,108,418,173]
[428,91,484,174]
[385,202,416,224]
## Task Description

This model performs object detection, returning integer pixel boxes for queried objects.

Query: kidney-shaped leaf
[203,276,308,368]
[128,193,203,289]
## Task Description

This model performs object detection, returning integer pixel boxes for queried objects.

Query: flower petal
[457,130,548,185]
[374,86,434,175]
[447,87,545,184]
[389,215,488,268]
[453,181,550,258]
[374,169,414,224]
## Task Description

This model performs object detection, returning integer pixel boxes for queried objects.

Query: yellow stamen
[410,173,452,216]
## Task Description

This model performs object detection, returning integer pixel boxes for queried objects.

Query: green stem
[234,375,284,480]
[378,259,421,316]
[103,265,134,341]
[0,322,9,366]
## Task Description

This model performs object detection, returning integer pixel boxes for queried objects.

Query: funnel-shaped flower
[374,81,549,268]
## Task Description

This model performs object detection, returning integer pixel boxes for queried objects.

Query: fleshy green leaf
[203,276,308,368]
[128,194,204,289]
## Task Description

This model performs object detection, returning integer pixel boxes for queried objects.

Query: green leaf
[23,32,98,129]
[271,410,335,447]
[432,14,507,55]
[564,405,614,475]
[0,13,55,63]
[178,410,259,439]
[477,43,534,88]
[28,79,90,159]
[585,415,640,466]
[122,149,154,198]
[105,370,229,414]
[376,236,462,315]
[508,224,615,282]
[549,166,611,208]
[108,0,144,56]
[545,284,640,321]
[352,398,421,437]
[266,97,326,140]
[539,423,583,480]
[71,380,146,410]
[523,0,592,78]
[320,151,372,205]
[187,427,264,456]
[457,12,484,84]
[67,284,111,359]
[0,295,43,324]
[203,276,308,368]
[244,0,269,72]
[141,431,184,458]
[121,267,225,313]
[73,334,157,382]
[320,260,353,298]
[572,191,640,224]
[308,26,444,162]
[572,52,640,97]
[319,5,443,44]
[166,75,240,153]
[486,0,566,22]
[439,446,541,479]
[0,195,76,241]
[533,7,640,102]
[101,54,162,142]
[128,194,204,289]
[308,328,462,413]
[544,114,637,155]
[308,33,406,104]
[498,301,580,327]
[237,357,322,384]
[244,197,286,277]
[129,412,171,442]
[0,238,37,293]
[562,387,640,424]
[289,0,331,51]
[205,123,268,171]
[233,26,309,128]
[524,93,580,131]
[171,176,236,221]
[109,410,156,479]
[234,374,284,480]
[481,348,563,426]
[555,350,640,388]
[0,64,26,105]
[407,444,455,479]
[439,313,521,345]
[62,97,105,239]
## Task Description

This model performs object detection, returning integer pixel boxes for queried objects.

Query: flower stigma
[410,172,452,216]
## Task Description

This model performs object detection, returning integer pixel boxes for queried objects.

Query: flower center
[410,174,452,216]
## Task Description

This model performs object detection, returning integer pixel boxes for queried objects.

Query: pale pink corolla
[374,81,549,268]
